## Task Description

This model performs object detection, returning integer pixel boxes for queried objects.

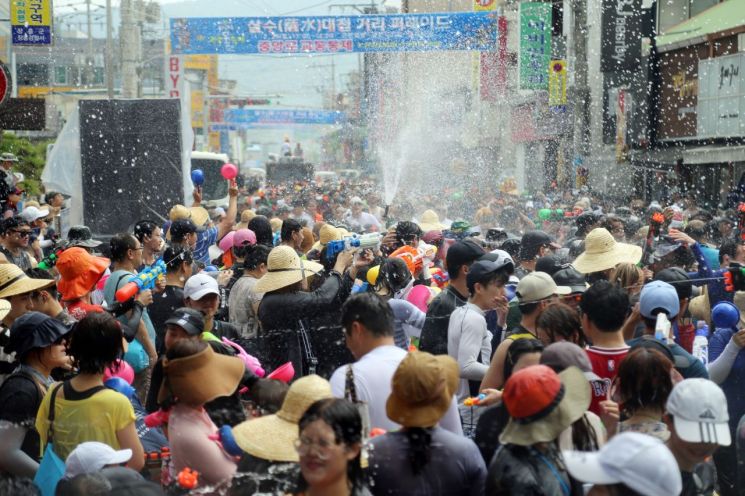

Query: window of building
[17,63,49,86]
[54,66,68,85]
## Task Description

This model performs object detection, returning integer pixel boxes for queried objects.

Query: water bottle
[692,321,709,366]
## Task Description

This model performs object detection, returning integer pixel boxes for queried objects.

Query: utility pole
[105,0,114,98]
[120,0,142,98]
[331,55,336,109]
[85,0,94,86]
[571,0,591,169]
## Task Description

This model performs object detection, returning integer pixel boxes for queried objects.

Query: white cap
[666,378,731,446]
[184,272,220,301]
[516,271,571,303]
[564,432,681,496]
[20,206,49,223]
[64,441,132,480]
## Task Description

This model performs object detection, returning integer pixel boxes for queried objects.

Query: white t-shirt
[330,345,463,435]
[447,302,492,403]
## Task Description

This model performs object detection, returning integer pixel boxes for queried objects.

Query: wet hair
[376,257,412,295]
[684,220,707,242]
[617,347,673,418]
[243,378,289,415]
[1,216,29,235]
[579,280,630,332]
[109,233,138,262]
[68,312,124,375]
[535,302,586,346]
[56,472,111,496]
[133,220,159,243]
[503,338,544,380]
[281,219,302,242]
[242,244,271,271]
[341,292,394,338]
[26,267,58,299]
[719,238,737,265]
[165,338,207,361]
[609,262,643,292]
[248,215,274,247]
[44,191,62,204]
[297,398,364,492]
[466,268,510,296]
[395,221,422,243]
[162,244,193,273]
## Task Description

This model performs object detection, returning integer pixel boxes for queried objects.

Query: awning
[683,145,745,164]
[656,0,745,53]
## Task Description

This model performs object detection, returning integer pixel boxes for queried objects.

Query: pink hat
[233,228,257,247]
[103,359,135,385]
[406,284,432,313]
[218,231,236,252]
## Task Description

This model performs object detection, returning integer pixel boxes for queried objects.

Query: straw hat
[300,227,314,254]
[169,204,190,221]
[311,224,341,252]
[572,228,642,274]
[56,248,110,301]
[0,299,10,321]
[255,246,324,293]
[270,217,283,233]
[386,351,459,428]
[232,375,333,462]
[418,210,446,232]
[189,206,210,228]
[500,365,590,446]
[157,345,244,406]
[0,264,54,299]
[236,209,256,230]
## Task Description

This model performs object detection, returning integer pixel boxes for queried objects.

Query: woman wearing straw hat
[368,351,487,495]
[256,246,354,376]
[572,227,642,279]
[158,339,244,488]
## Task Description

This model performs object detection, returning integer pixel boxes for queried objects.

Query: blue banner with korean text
[218,109,346,126]
[170,12,498,54]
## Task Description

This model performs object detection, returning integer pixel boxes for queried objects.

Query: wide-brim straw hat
[311,224,342,252]
[255,246,324,293]
[500,366,591,446]
[0,264,54,299]
[189,206,210,228]
[232,375,332,462]
[56,247,110,301]
[573,228,642,274]
[157,345,244,406]
[386,351,459,428]
[418,210,446,232]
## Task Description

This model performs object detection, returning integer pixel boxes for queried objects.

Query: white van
[191,151,230,208]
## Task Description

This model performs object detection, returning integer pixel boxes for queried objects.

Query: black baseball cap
[466,259,508,289]
[552,267,588,293]
[519,231,559,261]
[164,307,204,336]
[535,254,566,276]
[446,239,485,274]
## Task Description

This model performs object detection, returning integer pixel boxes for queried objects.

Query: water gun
[144,408,170,428]
[464,393,487,407]
[221,337,265,378]
[208,425,243,457]
[537,209,565,222]
[431,267,449,289]
[641,212,665,267]
[723,263,745,292]
[655,313,672,343]
[37,240,69,270]
[738,203,745,242]
[177,468,199,490]
[326,233,382,261]
[115,259,166,302]
[390,244,437,276]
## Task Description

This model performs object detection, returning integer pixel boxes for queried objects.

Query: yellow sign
[474,0,497,11]
[11,0,53,45]
[548,60,567,107]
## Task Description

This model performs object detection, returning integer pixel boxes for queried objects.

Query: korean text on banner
[548,60,567,107]
[219,109,346,126]
[519,2,551,90]
[170,12,498,55]
[11,0,52,45]
[474,0,498,12]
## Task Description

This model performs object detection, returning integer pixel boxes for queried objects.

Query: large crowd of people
[0,168,743,496]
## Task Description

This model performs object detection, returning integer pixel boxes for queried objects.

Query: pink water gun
[221,337,265,378]
[144,408,170,428]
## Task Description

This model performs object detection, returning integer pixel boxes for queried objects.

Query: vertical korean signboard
[519,2,552,90]
[600,0,642,72]
[11,0,52,45]
[548,60,567,108]
[165,55,184,98]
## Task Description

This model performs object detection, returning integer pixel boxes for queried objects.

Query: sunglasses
[562,294,583,304]
[11,230,31,237]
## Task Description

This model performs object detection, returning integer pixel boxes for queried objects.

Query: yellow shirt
[35,384,135,460]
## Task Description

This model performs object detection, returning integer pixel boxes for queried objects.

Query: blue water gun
[115,259,166,302]
[326,233,382,261]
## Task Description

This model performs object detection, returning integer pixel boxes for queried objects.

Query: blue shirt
[194,226,218,265]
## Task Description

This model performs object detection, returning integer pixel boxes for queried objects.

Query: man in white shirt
[330,292,462,434]
[448,256,514,435]
[344,197,381,232]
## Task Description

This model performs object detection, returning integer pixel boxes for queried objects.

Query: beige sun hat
[418,210,445,232]
[572,228,642,274]
[0,264,54,299]
[254,246,324,293]
[169,204,191,222]
[270,217,283,233]
[0,299,10,321]
[236,209,256,230]
[189,206,210,228]
[311,224,342,252]
[232,374,333,462]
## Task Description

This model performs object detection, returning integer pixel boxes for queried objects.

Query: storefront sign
[548,60,567,107]
[170,12,498,54]
[519,2,552,90]
[698,53,745,138]
[657,44,706,140]
[219,109,346,126]
[600,0,642,72]
[11,0,53,45]
[165,55,184,99]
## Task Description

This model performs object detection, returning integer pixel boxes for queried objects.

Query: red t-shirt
[585,345,630,415]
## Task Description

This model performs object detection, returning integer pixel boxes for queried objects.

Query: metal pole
[105,0,114,98]
[571,0,590,169]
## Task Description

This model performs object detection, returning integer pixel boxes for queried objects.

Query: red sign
[0,64,12,107]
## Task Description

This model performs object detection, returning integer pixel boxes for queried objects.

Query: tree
[0,132,52,197]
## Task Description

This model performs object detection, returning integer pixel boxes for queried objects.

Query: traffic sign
[0,64,12,108]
